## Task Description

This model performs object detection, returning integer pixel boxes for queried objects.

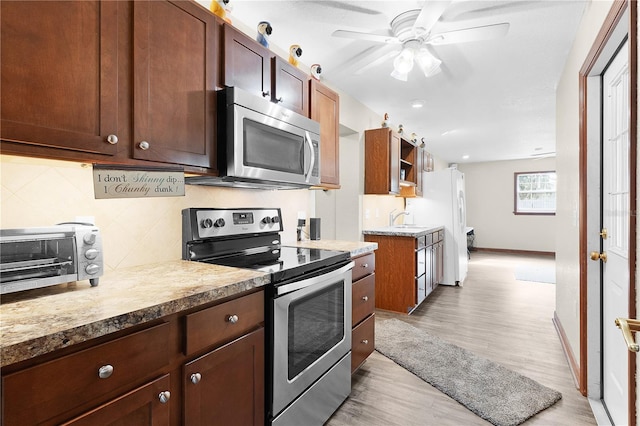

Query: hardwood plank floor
[327,251,596,426]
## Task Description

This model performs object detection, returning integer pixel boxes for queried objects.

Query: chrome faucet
[389,209,410,226]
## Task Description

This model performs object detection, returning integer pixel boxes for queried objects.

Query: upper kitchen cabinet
[310,80,340,188]
[1,1,119,155]
[222,24,310,117]
[364,128,401,195]
[272,56,309,117]
[132,0,217,169]
[222,24,272,101]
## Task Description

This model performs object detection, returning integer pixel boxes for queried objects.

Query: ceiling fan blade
[332,29,400,44]
[413,0,451,33]
[427,23,509,45]
[355,49,400,75]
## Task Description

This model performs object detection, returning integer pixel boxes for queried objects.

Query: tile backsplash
[1,155,312,272]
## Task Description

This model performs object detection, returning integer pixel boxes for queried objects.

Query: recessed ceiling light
[411,99,425,108]
[462,155,470,160]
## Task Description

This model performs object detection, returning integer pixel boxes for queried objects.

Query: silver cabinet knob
[190,373,202,384]
[98,365,114,379]
[361,263,368,268]
[362,296,368,302]
[262,90,270,98]
[227,314,239,324]
[361,339,369,345]
[138,141,150,150]
[158,391,171,404]
[106,134,118,145]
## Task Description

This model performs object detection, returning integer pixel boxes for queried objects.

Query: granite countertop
[0,261,270,367]
[362,225,443,238]
[287,240,378,257]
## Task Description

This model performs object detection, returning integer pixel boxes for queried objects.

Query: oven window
[288,281,344,380]
[0,237,75,283]
[243,118,305,174]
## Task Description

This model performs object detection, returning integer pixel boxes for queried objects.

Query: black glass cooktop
[199,246,350,282]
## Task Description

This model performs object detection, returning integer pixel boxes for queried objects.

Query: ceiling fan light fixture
[393,47,414,72]
[415,48,442,78]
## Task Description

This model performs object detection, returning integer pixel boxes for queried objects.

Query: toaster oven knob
[85,248,99,260]
[83,233,97,245]
[201,218,213,228]
[86,264,101,275]
[214,218,226,228]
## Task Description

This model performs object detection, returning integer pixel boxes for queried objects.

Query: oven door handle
[275,261,354,296]
[304,131,315,183]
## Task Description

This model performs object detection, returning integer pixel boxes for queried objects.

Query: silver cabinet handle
[190,373,202,384]
[158,391,171,404]
[106,134,118,145]
[362,296,368,302]
[262,90,270,98]
[138,141,150,150]
[98,364,114,379]
[361,263,369,268]
[227,314,239,324]
[361,339,369,345]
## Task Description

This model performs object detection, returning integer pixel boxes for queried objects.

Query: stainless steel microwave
[186,86,321,189]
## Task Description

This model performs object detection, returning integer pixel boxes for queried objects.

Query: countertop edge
[362,225,444,237]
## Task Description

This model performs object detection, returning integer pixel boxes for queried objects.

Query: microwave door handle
[304,131,315,183]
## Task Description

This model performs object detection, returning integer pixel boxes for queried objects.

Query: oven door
[271,261,353,417]
[229,103,320,186]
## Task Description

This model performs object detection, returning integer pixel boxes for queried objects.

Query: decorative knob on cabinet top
[158,391,171,404]
[190,373,202,384]
[106,134,119,145]
[138,141,150,150]
[227,314,239,324]
[98,364,114,379]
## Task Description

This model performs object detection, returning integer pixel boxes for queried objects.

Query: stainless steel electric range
[182,207,353,425]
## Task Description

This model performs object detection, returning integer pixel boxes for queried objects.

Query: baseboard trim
[553,311,581,390]
[473,247,556,257]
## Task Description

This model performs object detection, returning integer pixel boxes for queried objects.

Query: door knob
[600,228,608,239]
[590,251,607,262]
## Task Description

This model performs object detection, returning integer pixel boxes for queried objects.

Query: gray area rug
[375,319,562,426]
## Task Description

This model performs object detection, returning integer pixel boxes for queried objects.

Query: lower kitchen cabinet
[0,289,265,426]
[351,252,376,373]
[61,374,171,425]
[183,328,264,426]
[364,230,442,314]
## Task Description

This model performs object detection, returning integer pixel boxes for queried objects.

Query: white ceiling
[204,0,587,164]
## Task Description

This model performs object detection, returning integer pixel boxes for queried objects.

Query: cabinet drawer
[351,313,375,373]
[352,273,375,326]
[352,252,375,281]
[2,322,170,425]
[185,290,264,356]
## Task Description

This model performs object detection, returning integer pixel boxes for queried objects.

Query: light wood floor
[327,251,596,426]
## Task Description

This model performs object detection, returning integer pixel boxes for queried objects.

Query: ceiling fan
[331,1,510,81]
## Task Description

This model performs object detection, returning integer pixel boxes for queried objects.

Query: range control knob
[201,218,213,228]
[214,218,226,228]
[261,217,273,225]
[271,216,280,224]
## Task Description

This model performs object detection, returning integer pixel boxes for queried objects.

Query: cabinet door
[184,327,264,426]
[61,375,171,426]
[389,132,401,194]
[222,24,272,99]
[132,0,216,169]
[310,79,340,187]
[1,1,118,155]
[272,56,309,117]
[364,128,400,194]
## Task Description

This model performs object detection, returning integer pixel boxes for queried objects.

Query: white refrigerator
[406,168,468,286]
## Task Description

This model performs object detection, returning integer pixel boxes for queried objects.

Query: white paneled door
[602,39,630,426]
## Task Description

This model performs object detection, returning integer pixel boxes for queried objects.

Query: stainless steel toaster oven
[0,223,104,294]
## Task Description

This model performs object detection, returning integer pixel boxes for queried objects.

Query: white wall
[457,158,556,253]
[554,0,614,373]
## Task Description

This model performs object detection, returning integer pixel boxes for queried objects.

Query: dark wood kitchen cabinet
[1,289,265,426]
[351,252,375,373]
[365,128,401,195]
[1,0,218,171]
[132,0,218,169]
[222,24,309,117]
[311,79,341,188]
[0,1,119,156]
